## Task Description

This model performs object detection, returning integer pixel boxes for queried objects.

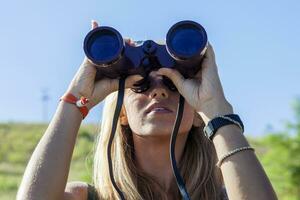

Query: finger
[80,56,97,71]
[124,37,131,43]
[192,43,213,80]
[156,68,185,92]
[190,42,214,80]
[124,37,136,46]
[204,41,215,60]
[91,20,99,30]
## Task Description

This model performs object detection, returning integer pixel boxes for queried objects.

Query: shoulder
[64,181,88,200]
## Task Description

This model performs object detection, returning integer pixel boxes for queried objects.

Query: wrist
[66,87,81,99]
[60,92,90,119]
[66,88,95,110]
[65,88,95,110]
[198,99,234,125]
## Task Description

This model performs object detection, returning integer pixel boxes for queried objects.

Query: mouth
[146,103,173,114]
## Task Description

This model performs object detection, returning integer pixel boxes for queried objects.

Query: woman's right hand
[66,20,143,110]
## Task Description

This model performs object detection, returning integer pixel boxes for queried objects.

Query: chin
[141,124,190,137]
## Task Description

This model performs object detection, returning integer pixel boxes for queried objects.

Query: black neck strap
[107,77,126,200]
[170,95,191,200]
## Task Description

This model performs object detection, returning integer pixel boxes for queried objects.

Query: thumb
[156,68,185,92]
[91,20,99,29]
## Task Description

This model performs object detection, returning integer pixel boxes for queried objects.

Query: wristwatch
[203,114,244,140]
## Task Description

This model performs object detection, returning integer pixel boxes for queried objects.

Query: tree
[255,97,300,200]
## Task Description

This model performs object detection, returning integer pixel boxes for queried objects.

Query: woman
[17,20,277,200]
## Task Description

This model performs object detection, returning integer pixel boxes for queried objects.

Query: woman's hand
[66,20,143,110]
[156,43,233,124]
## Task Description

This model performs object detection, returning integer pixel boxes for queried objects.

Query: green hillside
[0,123,97,200]
[1,120,299,199]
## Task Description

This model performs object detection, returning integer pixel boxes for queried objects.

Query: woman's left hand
[156,42,233,124]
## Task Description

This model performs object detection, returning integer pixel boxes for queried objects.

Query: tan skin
[122,71,196,198]
[17,20,278,200]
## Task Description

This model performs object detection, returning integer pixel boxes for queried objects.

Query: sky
[0,0,299,137]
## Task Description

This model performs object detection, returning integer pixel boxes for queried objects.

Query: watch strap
[203,114,244,140]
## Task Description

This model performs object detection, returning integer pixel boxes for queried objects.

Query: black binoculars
[83,20,208,93]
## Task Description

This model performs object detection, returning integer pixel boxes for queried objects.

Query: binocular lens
[84,27,123,64]
[167,21,207,59]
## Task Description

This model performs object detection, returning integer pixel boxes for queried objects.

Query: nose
[148,71,169,99]
[149,87,168,99]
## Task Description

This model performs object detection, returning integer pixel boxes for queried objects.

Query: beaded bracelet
[216,146,255,168]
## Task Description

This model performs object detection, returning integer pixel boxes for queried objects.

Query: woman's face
[123,71,196,137]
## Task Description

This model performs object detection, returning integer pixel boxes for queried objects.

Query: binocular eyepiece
[83,20,208,93]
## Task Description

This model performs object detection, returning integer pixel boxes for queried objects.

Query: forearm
[213,125,277,200]
[198,100,277,200]
[17,101,83,200]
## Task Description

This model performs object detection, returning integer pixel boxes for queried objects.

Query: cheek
[124,94,147,127]
[126,106,142,124]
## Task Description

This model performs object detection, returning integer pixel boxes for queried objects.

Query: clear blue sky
[0,0,299,137]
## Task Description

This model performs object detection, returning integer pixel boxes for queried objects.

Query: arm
[199,100,278,200]
[17,101,83,200]
[157,42,278,200]
[17,20,142,200]
[16,21,100,199]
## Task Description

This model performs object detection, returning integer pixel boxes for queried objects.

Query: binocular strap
[107,78,126,200]
[170,95,191,200]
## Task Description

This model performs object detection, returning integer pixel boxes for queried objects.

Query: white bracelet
[216,146,255,168]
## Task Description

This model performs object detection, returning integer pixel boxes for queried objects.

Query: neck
[132,132,189,193]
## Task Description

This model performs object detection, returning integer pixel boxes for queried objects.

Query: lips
[145,103,172,114]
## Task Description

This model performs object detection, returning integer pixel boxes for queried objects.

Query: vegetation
[252,98,300,200]
[0,123,98,200]
[1,99,299,199]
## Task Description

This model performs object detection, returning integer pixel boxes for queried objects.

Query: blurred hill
[0,123,97,200]
[1,98,299,200]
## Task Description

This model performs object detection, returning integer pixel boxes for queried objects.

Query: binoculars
[83,20,208,93]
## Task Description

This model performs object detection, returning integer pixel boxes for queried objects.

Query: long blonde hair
[92,91,224,199]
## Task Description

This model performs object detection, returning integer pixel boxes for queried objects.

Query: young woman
[17,20,277,200]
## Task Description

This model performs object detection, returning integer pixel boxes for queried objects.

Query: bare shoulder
[64,181,88,200]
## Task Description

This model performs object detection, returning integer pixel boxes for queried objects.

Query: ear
[192,111,203,127]
[120,105,129,126]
